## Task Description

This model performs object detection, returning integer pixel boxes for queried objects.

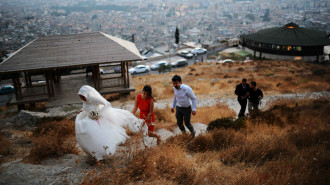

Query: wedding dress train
[75,85,146,160]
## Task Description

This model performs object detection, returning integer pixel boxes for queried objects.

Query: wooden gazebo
[0,32,141,108]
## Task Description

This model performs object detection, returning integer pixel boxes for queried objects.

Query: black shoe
[191,131,196,138]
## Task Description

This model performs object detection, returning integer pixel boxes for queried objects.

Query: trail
[116,91,330,117]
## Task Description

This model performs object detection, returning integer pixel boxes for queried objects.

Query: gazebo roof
[0,32,142,73]
[241,22,330,46]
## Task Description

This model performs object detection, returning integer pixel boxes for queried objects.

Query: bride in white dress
[75,85,147,160]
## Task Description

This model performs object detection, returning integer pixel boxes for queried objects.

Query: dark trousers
[248,100,260,115]
[238,98,247,117]
[175,106,195,134]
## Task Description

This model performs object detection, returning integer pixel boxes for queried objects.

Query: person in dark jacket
[248,81,263,115]
[235,78,250,117]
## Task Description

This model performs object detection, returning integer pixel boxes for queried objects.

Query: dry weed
[82,98,329,185]
[27,120,78,163]
[131,60,330,101]
[192,104,236,124]
[0,135,11,162]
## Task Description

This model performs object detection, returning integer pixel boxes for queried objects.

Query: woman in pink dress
[132,85,161,145]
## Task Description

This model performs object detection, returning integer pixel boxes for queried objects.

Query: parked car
[0,85,14,95]
[217,59,235,64]
[151,61,169,71]
[171,59,188,68]
[129,65,150,74]
[223,59,235,63]
[191,48,207,55]
[178,51,194,59]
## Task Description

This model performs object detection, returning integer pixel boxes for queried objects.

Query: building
[239,22,330,61]
[0,32,141,109]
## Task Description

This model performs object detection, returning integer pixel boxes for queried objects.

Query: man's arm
[186,87,197,112]
[171,89,177,113]
[234,85,239,95]
[259,89,264,100]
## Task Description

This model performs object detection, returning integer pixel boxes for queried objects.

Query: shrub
[288,128,330,149]
[188,129,244,152]
[28,120,78,163]
[250,99,330,127]
[0,135,11,161]
[157,65,171,73]
[312,69,327,76]
[207,117,246,131]
[81,98,330,184]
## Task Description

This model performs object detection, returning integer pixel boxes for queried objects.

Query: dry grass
[0,134,12,163]
[81,98,330,185]
[191,104,236,124]
[131,61,330,100]
[151,104,236,131]
[25,119,79,163]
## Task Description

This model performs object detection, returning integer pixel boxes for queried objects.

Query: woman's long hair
[143,85,155,102]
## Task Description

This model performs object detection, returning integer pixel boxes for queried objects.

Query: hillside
[0,60,329,185]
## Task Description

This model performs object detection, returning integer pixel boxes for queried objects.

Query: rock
[173,123,208,137]
[157,128,175,141]
[10,106,79,129]
[211,78,219,83]
[46,105,80,120]
[11,110,50,129]
[0,154,92,185]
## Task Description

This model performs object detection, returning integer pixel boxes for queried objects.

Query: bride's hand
[146,114,151,121]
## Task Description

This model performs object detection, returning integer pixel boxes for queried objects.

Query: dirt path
[114,91,330,117]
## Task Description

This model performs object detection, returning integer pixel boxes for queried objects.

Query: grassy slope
[131,60,330,101]
[81,99,330,185]
[1,60,329,184]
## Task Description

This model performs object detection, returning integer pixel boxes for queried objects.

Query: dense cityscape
[0,0,329,58]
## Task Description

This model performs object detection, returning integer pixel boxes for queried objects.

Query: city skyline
[0,0,329,55]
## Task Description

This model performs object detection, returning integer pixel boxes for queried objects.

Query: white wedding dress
[75,85,147,160]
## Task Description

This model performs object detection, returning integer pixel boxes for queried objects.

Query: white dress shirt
[172,84,197,111]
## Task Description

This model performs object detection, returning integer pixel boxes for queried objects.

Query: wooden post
[96,65,101,90]
[121,62,124,77]
[45,71,51,97]
[92,65,98,90]
[123,62,128,88]
[49,70,55,97]
[28,72,32,86]
[24,72,29,87]
[126,62,130,88]
[12,73,23,100]
[12,75,20,100]
[54,69,61,83]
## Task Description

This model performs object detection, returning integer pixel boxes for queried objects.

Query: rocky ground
[0,91,329,185]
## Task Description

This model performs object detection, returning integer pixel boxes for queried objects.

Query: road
[126,53,208,76]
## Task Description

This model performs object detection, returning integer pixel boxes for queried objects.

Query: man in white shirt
[171,75,197,137]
